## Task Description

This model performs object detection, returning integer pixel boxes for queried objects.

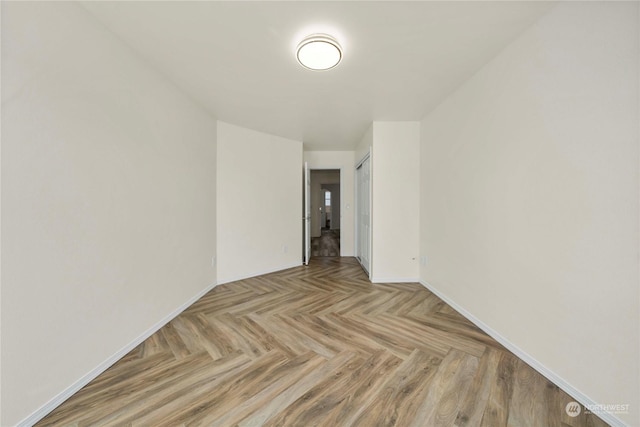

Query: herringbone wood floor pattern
[37,257,609,427]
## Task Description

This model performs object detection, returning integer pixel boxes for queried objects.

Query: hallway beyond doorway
[311,228,340,257]
[308,168,341,260]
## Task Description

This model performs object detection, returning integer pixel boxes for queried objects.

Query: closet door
[303,162,310,265]
[356,156,370,274]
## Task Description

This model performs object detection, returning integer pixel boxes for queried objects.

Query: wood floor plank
[270,313,338,359]
[373,313,487,357]
[408,291,446,317]
[262,352,366,427]
[183,312,235,359]
[314,290,377,316]
[161,320,192,360]
[326,312,417,358]
[36,352,176,426]
[37,257,611,427]
[140,350,291,427]
[384,289,428,316]
[407,311,506,352]
[322,350,404,426]
[208,313,265,358]
[236,350,357,427]
[409,349,479,427]
[199,350,329,427]
[455,347,502,427]
[73,351,247,427]
[117,351,251,427]
[480,351,519,427]
[507,359,551,427]
[288,312,383,357]
[350,349,441,427]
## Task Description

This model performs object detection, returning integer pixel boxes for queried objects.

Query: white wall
[1,3,218,426]
[217,122,302,283]
[371,122,420,282]
[352,122,420,281]
[355,125,373,166]
[304,151,355,256]
[420,3,639,425]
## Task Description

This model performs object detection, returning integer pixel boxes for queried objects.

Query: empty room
[1,1,638,426]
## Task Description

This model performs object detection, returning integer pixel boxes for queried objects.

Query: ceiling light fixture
[296,34,342,71]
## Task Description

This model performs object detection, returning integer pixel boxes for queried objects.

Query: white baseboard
[419,280,628,427]
[217,262,302,285]
[371,277,420,284]
[18,281,218,427]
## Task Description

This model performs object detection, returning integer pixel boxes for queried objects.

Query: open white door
[304,162,311,265]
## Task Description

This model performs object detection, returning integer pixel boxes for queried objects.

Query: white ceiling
[80,1,554,150]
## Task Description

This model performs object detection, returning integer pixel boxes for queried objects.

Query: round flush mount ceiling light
[296,34,342,71]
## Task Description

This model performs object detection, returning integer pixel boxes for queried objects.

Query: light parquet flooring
[37,257,609,427]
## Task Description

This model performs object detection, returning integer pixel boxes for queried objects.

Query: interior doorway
[310,169,341,257]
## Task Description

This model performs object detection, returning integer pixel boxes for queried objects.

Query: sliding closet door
[303,162,311,265]
[356,156,370,274]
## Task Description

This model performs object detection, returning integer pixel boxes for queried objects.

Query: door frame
[308,167,344,257]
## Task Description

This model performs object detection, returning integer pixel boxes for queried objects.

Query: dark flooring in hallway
[311,228,340,257]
